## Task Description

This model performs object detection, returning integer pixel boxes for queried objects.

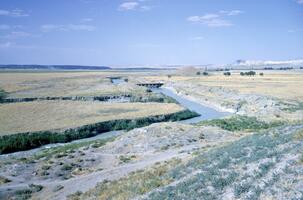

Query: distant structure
[136,83,164,88]
[107,76,122,83]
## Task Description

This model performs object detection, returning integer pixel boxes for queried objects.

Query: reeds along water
[0,109,199,154]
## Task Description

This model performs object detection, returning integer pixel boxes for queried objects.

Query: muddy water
[0,82,230,158]
[153,88,231,123]
[113,77,230,123]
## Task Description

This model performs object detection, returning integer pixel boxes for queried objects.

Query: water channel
[1,78,230,158]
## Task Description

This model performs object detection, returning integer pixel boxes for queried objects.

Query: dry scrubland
[0,70,303,200]
[0,101,184,135]
[142,71,303,122]
[142,71,303,100]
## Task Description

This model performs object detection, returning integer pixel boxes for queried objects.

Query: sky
[0,0,303,66]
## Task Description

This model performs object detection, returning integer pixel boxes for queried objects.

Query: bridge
[136,83,164,88]
[106,76,122,80]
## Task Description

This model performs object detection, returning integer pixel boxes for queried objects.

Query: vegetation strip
[198,115,284,132]
[0,109,199,154]
[1,93,177,104]
[2,95,132,103]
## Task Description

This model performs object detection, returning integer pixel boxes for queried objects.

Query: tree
[196,71,201,75]
[0,88,7,102]
[203,72,209,76]
[240,72,244,76]
[247,71,256,76]
[224,72,231,76]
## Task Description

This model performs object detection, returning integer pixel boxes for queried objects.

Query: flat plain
[0,69,302,200]
[0,71,147,98]
[0,101,184,135]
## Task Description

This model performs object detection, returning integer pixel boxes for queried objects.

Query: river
[0,81,230,158]
[153,87,230,123]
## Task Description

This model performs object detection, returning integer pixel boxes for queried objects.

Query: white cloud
[118,1,152,11]
[0,9,29,17]
[219,10,244,16]
[0,24,10,30]
[118,2,139,11]
[296,0,303,4]
[41,24,96,32]
[187,15,233,27]
[187,10,243,27]
[81,18,94,22]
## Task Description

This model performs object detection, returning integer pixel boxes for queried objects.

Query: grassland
[1,70,302,200]
[0,101,184,135]
[0,71,146,98]
[142,71,303,101]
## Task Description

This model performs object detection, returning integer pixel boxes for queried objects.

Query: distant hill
[0,65,111,70]
[230,59,303,70]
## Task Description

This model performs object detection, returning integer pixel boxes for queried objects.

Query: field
[0,101,183,135]
[142,71,303,100]
[0,71,148,98]
[0,70,302,200]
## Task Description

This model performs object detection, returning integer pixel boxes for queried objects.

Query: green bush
[198,115,284,132]
[240,71,256,76]
[0,110,199,154]
[0,88,7,102]
[224,72,231,76]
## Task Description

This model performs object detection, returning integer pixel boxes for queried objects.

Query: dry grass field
[0,101,184,135]
[0,71,147,98]
[142,71,303,101]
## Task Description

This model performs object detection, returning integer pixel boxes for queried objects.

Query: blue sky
[0,0,302,66]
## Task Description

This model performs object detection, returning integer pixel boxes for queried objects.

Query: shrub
[53,185,64,192]
[0,110,199,154]
[196,71,201,75]
[198,115,284,132]
[240,71,256,76]
[0,88,7,102]
[259,72,264,76]
[61,164,73,171]
[203,72,209,76]
[0,176,11,184]
[224,72,231,76]
[29,184,43,192]
[41,165,51,170]
[15,189,33,200]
